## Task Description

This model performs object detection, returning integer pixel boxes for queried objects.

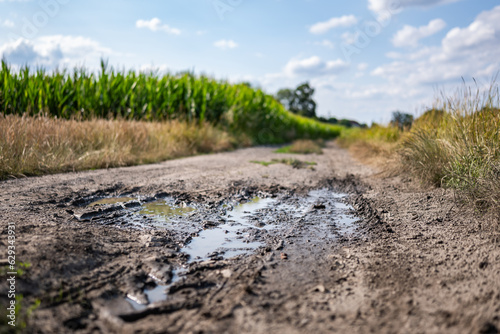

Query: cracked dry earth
[1,142,499,334]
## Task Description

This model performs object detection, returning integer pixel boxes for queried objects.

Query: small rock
[479,258,489,270]
[280,253,288,260]
[255,221,266,228]
[221,269,232,278]
[202,221,218,229]
[275,240,284,250]
[311,285,327,293]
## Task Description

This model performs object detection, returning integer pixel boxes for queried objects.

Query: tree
[276,82,317,118]
[391,111,414,130]
[275,88,294,111]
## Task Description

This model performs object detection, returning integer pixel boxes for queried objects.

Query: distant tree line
[275,81,368,128]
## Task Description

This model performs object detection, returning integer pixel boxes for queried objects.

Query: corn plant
[0,60,341,144]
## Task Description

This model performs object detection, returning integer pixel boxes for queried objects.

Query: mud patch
[112,188,361,311]
[88,197,136,207]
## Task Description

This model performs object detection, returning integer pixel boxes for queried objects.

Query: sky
[0,0,499,124]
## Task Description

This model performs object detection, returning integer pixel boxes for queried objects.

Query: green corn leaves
[0,61,341,144]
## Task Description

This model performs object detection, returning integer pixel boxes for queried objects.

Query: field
[0,61,342,179]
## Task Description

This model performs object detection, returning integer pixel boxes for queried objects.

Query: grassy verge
[0,115,238,179]
[275,139,324,154]
[339,82,500,215]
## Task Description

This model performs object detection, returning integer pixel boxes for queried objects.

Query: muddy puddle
[76,188,360,310]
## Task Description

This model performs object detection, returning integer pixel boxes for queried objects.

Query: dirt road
[1,143,499,333]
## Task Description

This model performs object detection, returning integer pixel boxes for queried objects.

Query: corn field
[0,61,341,144]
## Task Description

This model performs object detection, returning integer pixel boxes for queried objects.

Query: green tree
[391,111,414,130]
[275,88,294,111]
[276,82,317,118]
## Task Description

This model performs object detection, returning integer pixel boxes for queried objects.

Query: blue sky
[1,0,499,123]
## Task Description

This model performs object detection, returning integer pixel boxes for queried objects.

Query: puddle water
[139,200,195,222]
[105,189,361,310]
[88,197,135,206]
[126,198,277,310]
[184,197,276,263]
[127,268,185,311]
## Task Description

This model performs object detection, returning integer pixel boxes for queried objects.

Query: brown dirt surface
[1,143,499,334]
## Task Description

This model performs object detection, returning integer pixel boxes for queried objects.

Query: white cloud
[136,18,181,35]
[357,63,369,71]
[214,39,238,50]
[1,19,15,28]
[392,19,446,47]
[341,31,360,45]
[369,0,461,14]
[313,40,334,49]
[0,35,112,69]
[373,6,500,86]
[309,15,357,34]
[139,63,169,73]
[284,56,349,77]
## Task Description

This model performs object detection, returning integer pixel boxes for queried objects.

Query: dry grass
[339,80,500,216]
[275,139,324,154]
[346,140,399,172]
[401,84,500,213]
[0,114,238,179]
[338,125,401,172]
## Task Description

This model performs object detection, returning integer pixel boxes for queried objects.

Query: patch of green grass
[251,158,317,169]
[0,295,41,333]
[0,263,40,333]
[275,139,324,154]
[275,158,317,169]
[250,160,278,167]
[0,262,31,277]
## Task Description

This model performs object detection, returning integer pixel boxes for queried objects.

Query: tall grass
[0,60,341,144]
[401,82,500,212]
[0,114,235,178]
[340,81,500,214]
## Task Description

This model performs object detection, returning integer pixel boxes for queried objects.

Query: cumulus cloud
[369,0,461,13]
[357,63,369,71]
[0,35,112,69]
[341,31,361,45]
[139,63,169,73]
[136,18,181,35]
[309,15,357,34]
[284,56,349,77]
[392,19,446,47]
[313,40,334,49]
[373,6,500,85]
[214,39,238,50]
[1,19,15,28]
